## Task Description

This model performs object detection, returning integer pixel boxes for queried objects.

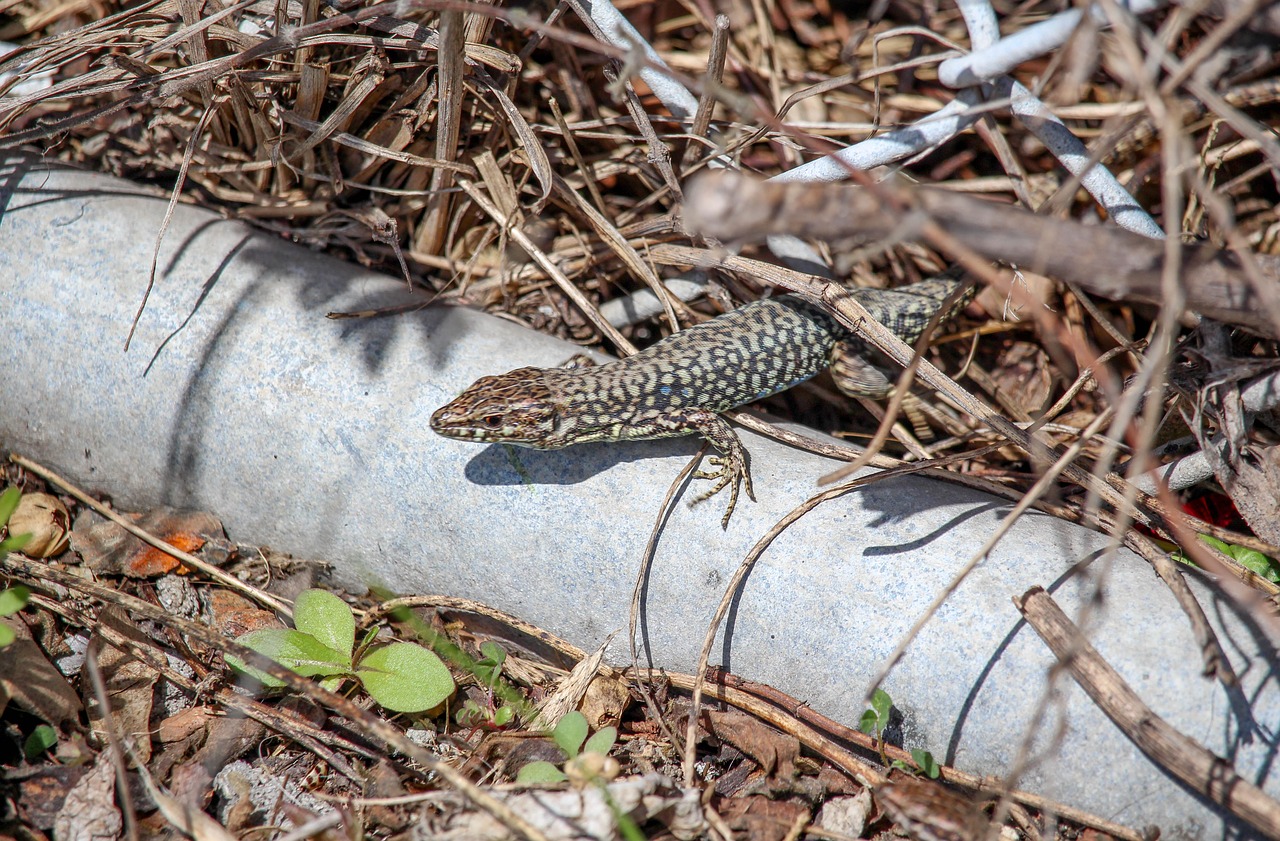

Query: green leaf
[857,709,879,735]
[1233,549,1280,583]
[23,725,58,760]
[356,642,455,713]
[493,706,515,727]
[0,586,30,617]
[456,700,485,727]
[552,711,589,759]
[860,688,893,734]
[516,761,567,785]
[227,628,352,687]
[0,621,15,648]
[293,589,356,657]
[475,640,507,688]
[479,640,506,667]
[0,531,32,555]
[869,689,892,721]
[583,725,617,756]
[1198,535,1280,583]
[0,487,21,526]
[911,748,940,779]
[1200,535,1230,553]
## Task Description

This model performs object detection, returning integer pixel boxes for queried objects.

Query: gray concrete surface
[1,153,1277,837]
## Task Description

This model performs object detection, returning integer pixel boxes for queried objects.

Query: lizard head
[430,367,559,447]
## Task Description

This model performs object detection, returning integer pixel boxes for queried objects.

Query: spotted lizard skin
[430,271,971,526]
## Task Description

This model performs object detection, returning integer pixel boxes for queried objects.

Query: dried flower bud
[9,493,71,558]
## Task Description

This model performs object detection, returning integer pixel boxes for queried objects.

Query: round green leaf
[0,621,15,648]
[24,724,58,759]
[456,700,484,727]
[356,642,455,713]
[0,586,30,617]
[516,761,567,785]
[227,628,352,687]
[552,711,588,758]
[583,725,617,756]
[0,487,21,525]
[479,640,506,666]
[0,532,32,554]
[857,709,879,735]
[869,689,892,721]
[860,688,893,735]
[293,589,355,657]
[911,748,940,779]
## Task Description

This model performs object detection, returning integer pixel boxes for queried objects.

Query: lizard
[430,270,973,527]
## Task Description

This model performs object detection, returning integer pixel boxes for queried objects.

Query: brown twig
[1016,586,1280,835]
[684,172,1280,338]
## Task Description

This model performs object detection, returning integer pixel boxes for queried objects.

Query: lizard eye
[481,415,503,428]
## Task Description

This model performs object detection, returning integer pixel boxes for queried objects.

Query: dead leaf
[156,707,218,797]
[0,619,83,726]
[580,672,631,730]
[72,508,224,577]
[207,589,282,638]
[158,706,216,745]
[166,712,268,810]
[815,790,873,837]
[423,773,704,840]
[713,794,809,841]
[87,608,159,764]
[704,709,800,785]
[534,635,612,729]
[990,341,1052,418]
[136,755,239,841]
[53,758,122,841]
[874,777,990,841]
[18,765,86,831]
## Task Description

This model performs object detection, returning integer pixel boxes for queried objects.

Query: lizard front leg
[632,408,756,527]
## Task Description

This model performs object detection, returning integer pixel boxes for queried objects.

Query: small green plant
[515,712,643,840]
[1176,535,1280,583]
[457,698,517,729]
[455,641,519,730]
[474,640,507,689]
[859,689,940,779]
[0,584,31,648]
[227,589,455,713]
[368,585,534,725]
[516,710,618,785]
[900,748,940,779]
[23,724,58,760]
[1,487,35,646]
[0,486,33,556]
[859,687,894,738]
